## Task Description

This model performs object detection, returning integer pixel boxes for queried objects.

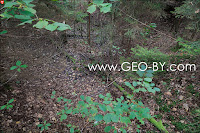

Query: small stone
[167,101,171,105]
[35,122,40,126]
[7,119,13,123]
[164,91,172,96]
[180,120,185,123]
[52,117,56,121]
[37,113,43,118]
[171,125,175,128]
[183,103,189,111]
[179,95,184,100]
[172,108,177,111]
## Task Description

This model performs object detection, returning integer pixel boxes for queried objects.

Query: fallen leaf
[164,91,172,96]
[179,95,184,100]
[16,121,20,124]
[172,108,177,111]
[183,103,189,111]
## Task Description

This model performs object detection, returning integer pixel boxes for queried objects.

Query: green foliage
[120,45,169,65]
[0,30,7,35]
[10,60,28,72]
[172,0,200,31]
[176,37,200,55]
[1,0,71,31]
[0,99,14,110]
[120,45,169,79]
[37,120,51,132]
[125,65,160,94]
[51,91,152,132]
[67,124,80,133]
[140,23,157,39]
[87,0,113,14]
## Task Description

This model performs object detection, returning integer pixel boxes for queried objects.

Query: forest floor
[0,6,200,133]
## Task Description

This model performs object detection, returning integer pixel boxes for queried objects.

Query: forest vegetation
[0,0,199,132]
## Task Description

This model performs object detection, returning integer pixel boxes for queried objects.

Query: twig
[0,71,17,87]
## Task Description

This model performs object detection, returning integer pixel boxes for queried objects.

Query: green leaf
[23,7,36,14]
[120,127,127,133]
[70,127,75,133]
[67,124,72,127]
[17,68,21,72]
[103,113,112,123]
[99,94,105,99]
[129,111,136,119]
[41,126,45,131]
[37,124,43,127]
[22,0,34,5]
[8,99,14,104]
[33,20,48,29]
[52,91,56,95]
[0,105,6,110]
[93,0,104,5]
[136,70,145,77]
[150,83,155,87]
[46,123,51,126]
[14,15,31,20]
[20,64,28,68]
[104,126,112,132]
[132,81,138,87]
[80,95,85,100]
[124,82,135,90]
[87,5,97,14]
[45,24,58,31]
[60,114,67,121]
[10,66,17,70]
[19,10,34,17]
[145,73,153,78]
[100,3,112,13]
[3,2,18,8]
[144,78,152,82]
[0,30,7,35]
[16,61,21,66]
[94,114,103,121]
[65,108,72,114]
[0,13,13,19]
[86,96,92,103]
[111,113,119,122]
[54,22,71,31]
[44,126,48,130]
[57,97,63,102]
[18,19,34,26]
[120,116,131,126]
[146,87,156,94]
[154,87,160,92]
[7,105,13,109]
[99,104,107,112]
[103,101,111,104]
[106,93,111,97]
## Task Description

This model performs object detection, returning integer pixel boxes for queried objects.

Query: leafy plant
[67,124,80,133]
[87,0,113,14]
[0,99,14,110]
[10,60,28,72]
[176,37,200,55]
[0,0,71,31]
[125,65,160,94]
[51,91,152,132]
[0,30,7,35]
[37,120,51,132]
[140,23,157,39]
